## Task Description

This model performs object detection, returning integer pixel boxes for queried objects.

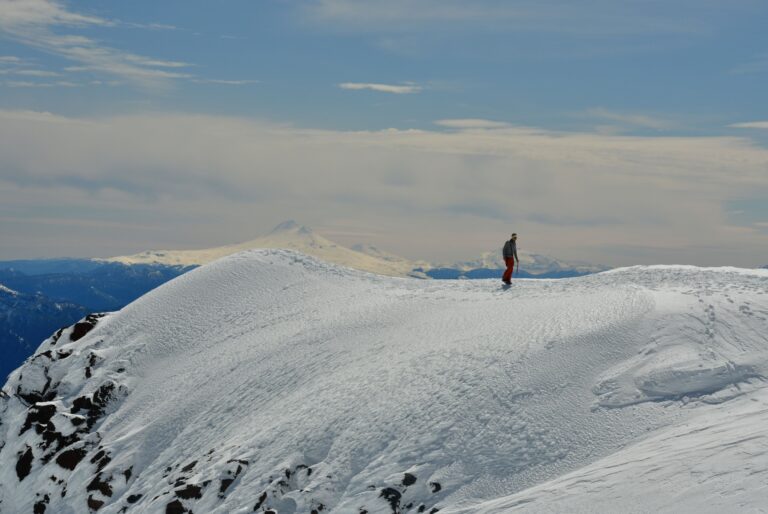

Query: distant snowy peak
[103,220,606,278]
[0,283,17,295]
[103,221,422,277]
[268,219,312,236]
[448,249,607,275]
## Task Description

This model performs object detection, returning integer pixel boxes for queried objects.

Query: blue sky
[1,0,767,265]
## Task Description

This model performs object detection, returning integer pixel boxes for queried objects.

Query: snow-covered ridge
[1,251,767,513]
[0,283,17,295]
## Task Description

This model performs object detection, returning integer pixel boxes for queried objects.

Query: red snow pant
[503,257,515,282]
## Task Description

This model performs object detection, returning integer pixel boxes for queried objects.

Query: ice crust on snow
[0,250,767,513]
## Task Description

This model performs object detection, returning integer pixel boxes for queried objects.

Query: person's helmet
[511,233,517,239]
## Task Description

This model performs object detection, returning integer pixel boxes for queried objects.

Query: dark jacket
[503,239,518,260]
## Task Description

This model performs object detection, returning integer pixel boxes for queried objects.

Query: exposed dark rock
[16,445,33,481]
[87,473,114,497]
[92,453,112,472]
[402,472,417,486]
[33,493,50,514]
[379,487,401,513]
[87,495,105,511]
[430,508,440,513]
[50,328,65,346]
[219,478,234,496]
[123,466,133,481]
[69,415,86,426]
[418,505,426,512]
[429,482,441,493]
[71,381,118,429]
[70,314,104,342]
[181,460,197,473]
[253,491,267,510]
[56,447,88,470]
[175,483,203,500]
[166,499,189,514]
[70,321,95,342]
[16,375,54,405]
[91,449,106,462]
[20,403,57,435]
[127,494,143,504]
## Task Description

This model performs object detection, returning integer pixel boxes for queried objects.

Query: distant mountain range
[0,283,88,383]
[0,263,190,381]
[103,219,607,278]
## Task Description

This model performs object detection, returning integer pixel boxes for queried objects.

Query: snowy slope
[103,221,425,278]
[1,251,767,514]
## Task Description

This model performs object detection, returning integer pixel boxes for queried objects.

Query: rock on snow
[1,250,767,513]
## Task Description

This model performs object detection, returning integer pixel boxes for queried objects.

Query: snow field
[1,250,766,513]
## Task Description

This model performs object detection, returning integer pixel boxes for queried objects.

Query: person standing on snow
[502,233,518,284]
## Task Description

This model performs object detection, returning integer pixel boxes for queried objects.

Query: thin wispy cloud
[0,0,190,87]
[0,55,22,63]
[435,119,511,129]
[192,79,259,85]
[3,80,77,88]
[122,22,178,31]
[339,82,421,94]
[0,68,60,77]
[585,108,674,130]
[729,121,768,129]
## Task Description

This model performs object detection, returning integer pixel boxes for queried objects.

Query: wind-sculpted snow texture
[0,250,766,513]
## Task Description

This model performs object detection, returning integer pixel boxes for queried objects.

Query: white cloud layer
[0,110,767,266]
[585,108,674,130]
[730,121,768,129]
[435,119,511,129]
[339,82,421,94]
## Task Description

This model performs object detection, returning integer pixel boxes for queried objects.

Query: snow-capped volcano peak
[102,222,422,277]
[1,250,767,513]
[268,219,312,236]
